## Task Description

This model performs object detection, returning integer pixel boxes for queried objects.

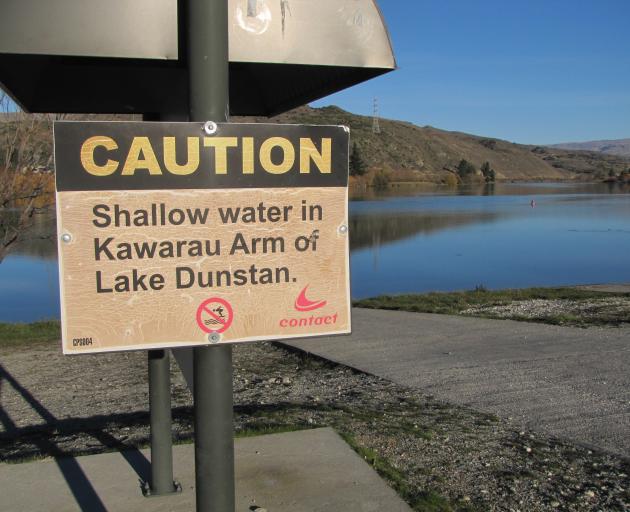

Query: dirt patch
[1,341,628,511]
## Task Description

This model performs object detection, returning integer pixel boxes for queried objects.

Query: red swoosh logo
[294,285,327,312]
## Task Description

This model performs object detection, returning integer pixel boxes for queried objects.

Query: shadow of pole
[0,377,17,435]
[90,428,151,488]
[0,363,150,510]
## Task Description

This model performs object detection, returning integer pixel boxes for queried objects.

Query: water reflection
[351,181,630,200]
[0,212,58,321]
[1,183,629,321]
[349,211,502,251]
[2,212,57,260]
[349,184,630,298]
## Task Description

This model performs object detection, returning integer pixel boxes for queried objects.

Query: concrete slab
[0,427,411,512]
[284,308,630,456]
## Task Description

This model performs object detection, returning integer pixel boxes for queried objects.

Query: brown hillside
[2,107,628,183]
[551,138,630,158]
[236,105,630,182]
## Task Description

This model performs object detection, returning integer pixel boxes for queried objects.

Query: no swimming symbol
[196,297,234,334]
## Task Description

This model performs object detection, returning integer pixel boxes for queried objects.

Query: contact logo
[280,284,337,329]
[294,285,327,312]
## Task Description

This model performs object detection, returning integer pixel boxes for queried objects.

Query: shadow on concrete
[0,363,151,510]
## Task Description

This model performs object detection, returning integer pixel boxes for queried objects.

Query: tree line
[457,159,496,183]
[0,92,55,262]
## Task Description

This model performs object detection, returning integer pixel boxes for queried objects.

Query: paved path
[286,309,630,456]
[0,428,411,512]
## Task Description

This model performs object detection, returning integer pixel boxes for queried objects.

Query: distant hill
[236,106,630,183]
[2,106,629,183]
[550,138,630,158]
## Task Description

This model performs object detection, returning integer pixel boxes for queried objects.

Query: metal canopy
[0,0,396,116]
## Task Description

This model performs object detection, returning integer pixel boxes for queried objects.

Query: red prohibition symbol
[196,297,234,334]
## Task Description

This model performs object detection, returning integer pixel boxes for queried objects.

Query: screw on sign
[196,298,234,335]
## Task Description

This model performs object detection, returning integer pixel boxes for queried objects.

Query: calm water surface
[350,182,630,298]
[1,182,629,321]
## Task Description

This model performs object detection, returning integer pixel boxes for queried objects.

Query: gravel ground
[0,340,628,512]
[461,298,630,326]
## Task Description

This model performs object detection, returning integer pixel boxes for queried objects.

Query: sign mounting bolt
[61,233,72,243]
[338,224,348,235]
[203,121,218,135]
[208,333,221,343]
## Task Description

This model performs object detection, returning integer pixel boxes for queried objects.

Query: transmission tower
[372,97,381,134]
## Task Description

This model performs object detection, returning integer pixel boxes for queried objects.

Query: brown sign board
[54,121,351,354]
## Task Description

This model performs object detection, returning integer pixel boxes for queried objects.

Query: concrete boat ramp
[286,308,630,457]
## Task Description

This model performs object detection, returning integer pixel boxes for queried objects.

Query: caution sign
[54,121,351,353]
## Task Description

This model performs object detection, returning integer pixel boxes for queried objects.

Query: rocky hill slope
[237,106,630,183]
[551,138,630,158]
[3,107,629,183]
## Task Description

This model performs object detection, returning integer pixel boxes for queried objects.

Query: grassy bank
[0,320,60,346]
[354,286,630,327]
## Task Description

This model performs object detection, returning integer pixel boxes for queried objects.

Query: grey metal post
[146,349,179,496]
[142,110,179,497]
[187,1,235,511]
[193,346,234,511]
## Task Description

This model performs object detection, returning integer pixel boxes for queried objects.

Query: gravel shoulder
[461,297,630,326]
[354,287,630,328]
[0,340,628,512]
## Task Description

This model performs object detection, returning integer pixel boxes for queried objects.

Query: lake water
[1,182,629,322]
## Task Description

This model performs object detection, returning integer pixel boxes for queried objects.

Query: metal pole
[142,110,179,497]
[187,1,235,511]
[193,346,234,511]
[188,0,230,123]
[146,349,179,496]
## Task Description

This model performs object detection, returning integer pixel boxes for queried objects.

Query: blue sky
[312,0,630,145]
